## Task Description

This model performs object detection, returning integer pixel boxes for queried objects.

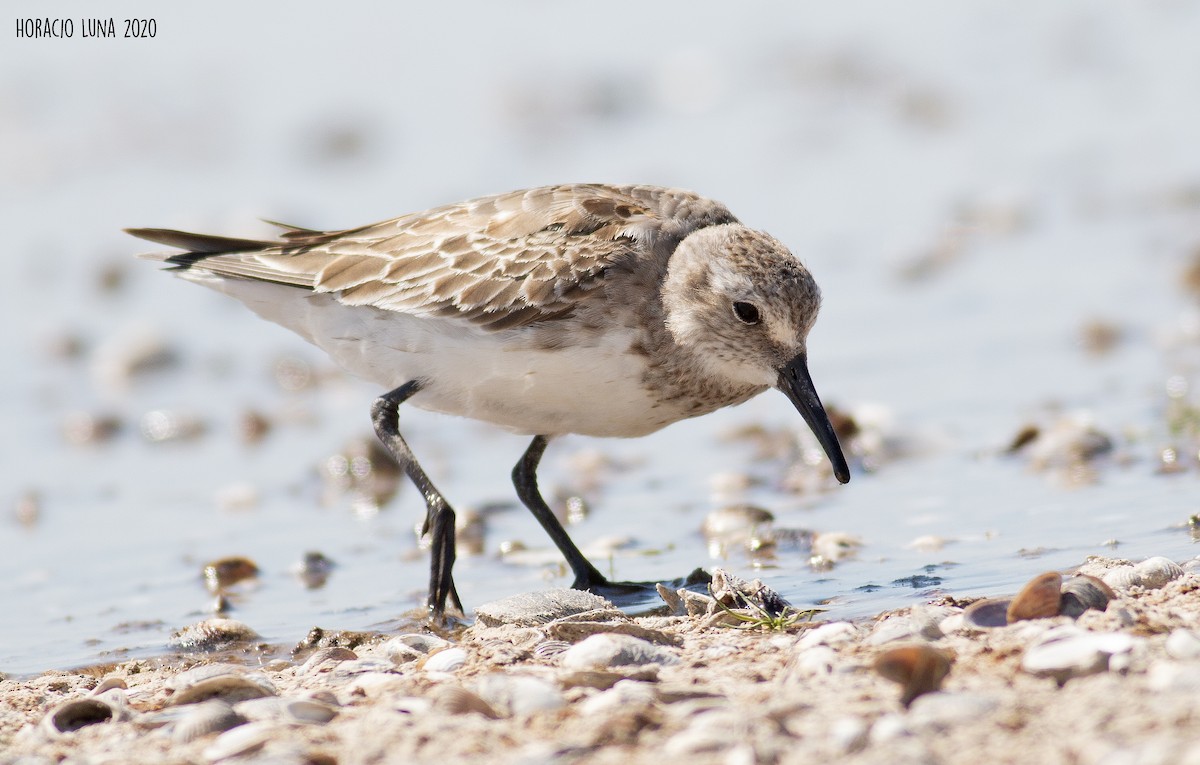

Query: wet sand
[3,554,1198,765]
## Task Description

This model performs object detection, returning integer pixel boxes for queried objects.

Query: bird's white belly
[202,277,679,437]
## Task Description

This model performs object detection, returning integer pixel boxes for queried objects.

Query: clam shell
[962,598,1012,629]
[172,700,246,744]
[41,697,114,735]
[168,665,276,706]
[421,646,468,673]
[1102,557,1185,592]
[92,677,127,694]
[200,720,277,762]
[233,697,337,725]
[1007,572,1064,623]
[1101,566,1141,591]
[1059,575,1115,618]
[1134,557,1184,589]
[301,646,357,673]
[874,644,953,708]
[432,686,500,719]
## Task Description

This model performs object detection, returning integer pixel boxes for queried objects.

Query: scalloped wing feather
[130,184,738,331]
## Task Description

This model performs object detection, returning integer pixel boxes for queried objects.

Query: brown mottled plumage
[129,184,849,618]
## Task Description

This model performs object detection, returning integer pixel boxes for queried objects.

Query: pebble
[906,692,1000,729]
[795,621,859,649]
[475,674,565,716]
[169,618,259,651]
[791,645,839,677]
[1021,627,1135,683]
[560,634,679,669]
[576,680,658,716]
[865,617,919,646]
[1146,660,1200,692]
[474,589,617,627]
[1165,629,1200,660]
[829,716,870,754]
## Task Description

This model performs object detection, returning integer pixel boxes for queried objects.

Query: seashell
[560,633,679,669]
[420,646,468,673]
[301,646,358,673]
[1059,575,1115,618]
[1100,566,1142,591]
[432,686,500,719]
[1007,572,1064,623]
[203,557,260,593]
[796,621,859,649]
[93,688,133,722]
[1133,557,1184,589]
[170,618,260,651]
[1021,626,1135,684]
[92,676,127,695]
[41,697,114,735]
[172,700,246,744]
[394,633,450,654]
[200,720,277,762]
[873,644,953,708]
[168,665,276,706]
[533,640,572,659]
[962,598,1011,629]
[233,697,337,725]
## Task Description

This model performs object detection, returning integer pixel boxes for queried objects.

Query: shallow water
[4,1,1200,676]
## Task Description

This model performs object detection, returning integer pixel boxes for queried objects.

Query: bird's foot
[575,567,712,609]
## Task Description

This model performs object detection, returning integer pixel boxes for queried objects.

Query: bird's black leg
[512,435,609,589]
[371,381,463,619]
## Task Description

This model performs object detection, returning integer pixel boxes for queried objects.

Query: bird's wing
[128,184,737,331]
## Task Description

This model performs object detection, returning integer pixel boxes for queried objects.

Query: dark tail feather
[124,228,273,254]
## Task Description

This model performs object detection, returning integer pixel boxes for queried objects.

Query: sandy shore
[3,554,1199,765]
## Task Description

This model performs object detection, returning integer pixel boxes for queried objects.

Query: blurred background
[4,1,1200,675]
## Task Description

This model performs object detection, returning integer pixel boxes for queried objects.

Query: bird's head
[663,224,850,483]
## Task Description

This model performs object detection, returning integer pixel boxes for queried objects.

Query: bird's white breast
[194,274,683,437]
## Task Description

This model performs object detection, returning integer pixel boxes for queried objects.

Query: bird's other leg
[512,435,609,589]
[371,380,462,619]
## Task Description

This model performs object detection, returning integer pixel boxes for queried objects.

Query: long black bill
[776,353,851,484]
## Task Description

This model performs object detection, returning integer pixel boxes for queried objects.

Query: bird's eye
[732,301,761,325]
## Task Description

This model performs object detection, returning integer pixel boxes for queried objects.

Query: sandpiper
[129,184,850,617]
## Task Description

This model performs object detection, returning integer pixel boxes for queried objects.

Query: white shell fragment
[168,664,276,706]
[201,721,277,762]
[233,697,337,725]
[1101,557,1184,592]
[475,673,565,716]
[560,633,679,669]
[172,700,247,744]
[41,697,115,736]
[1021,627,1136,683]
[421,647,468,673]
